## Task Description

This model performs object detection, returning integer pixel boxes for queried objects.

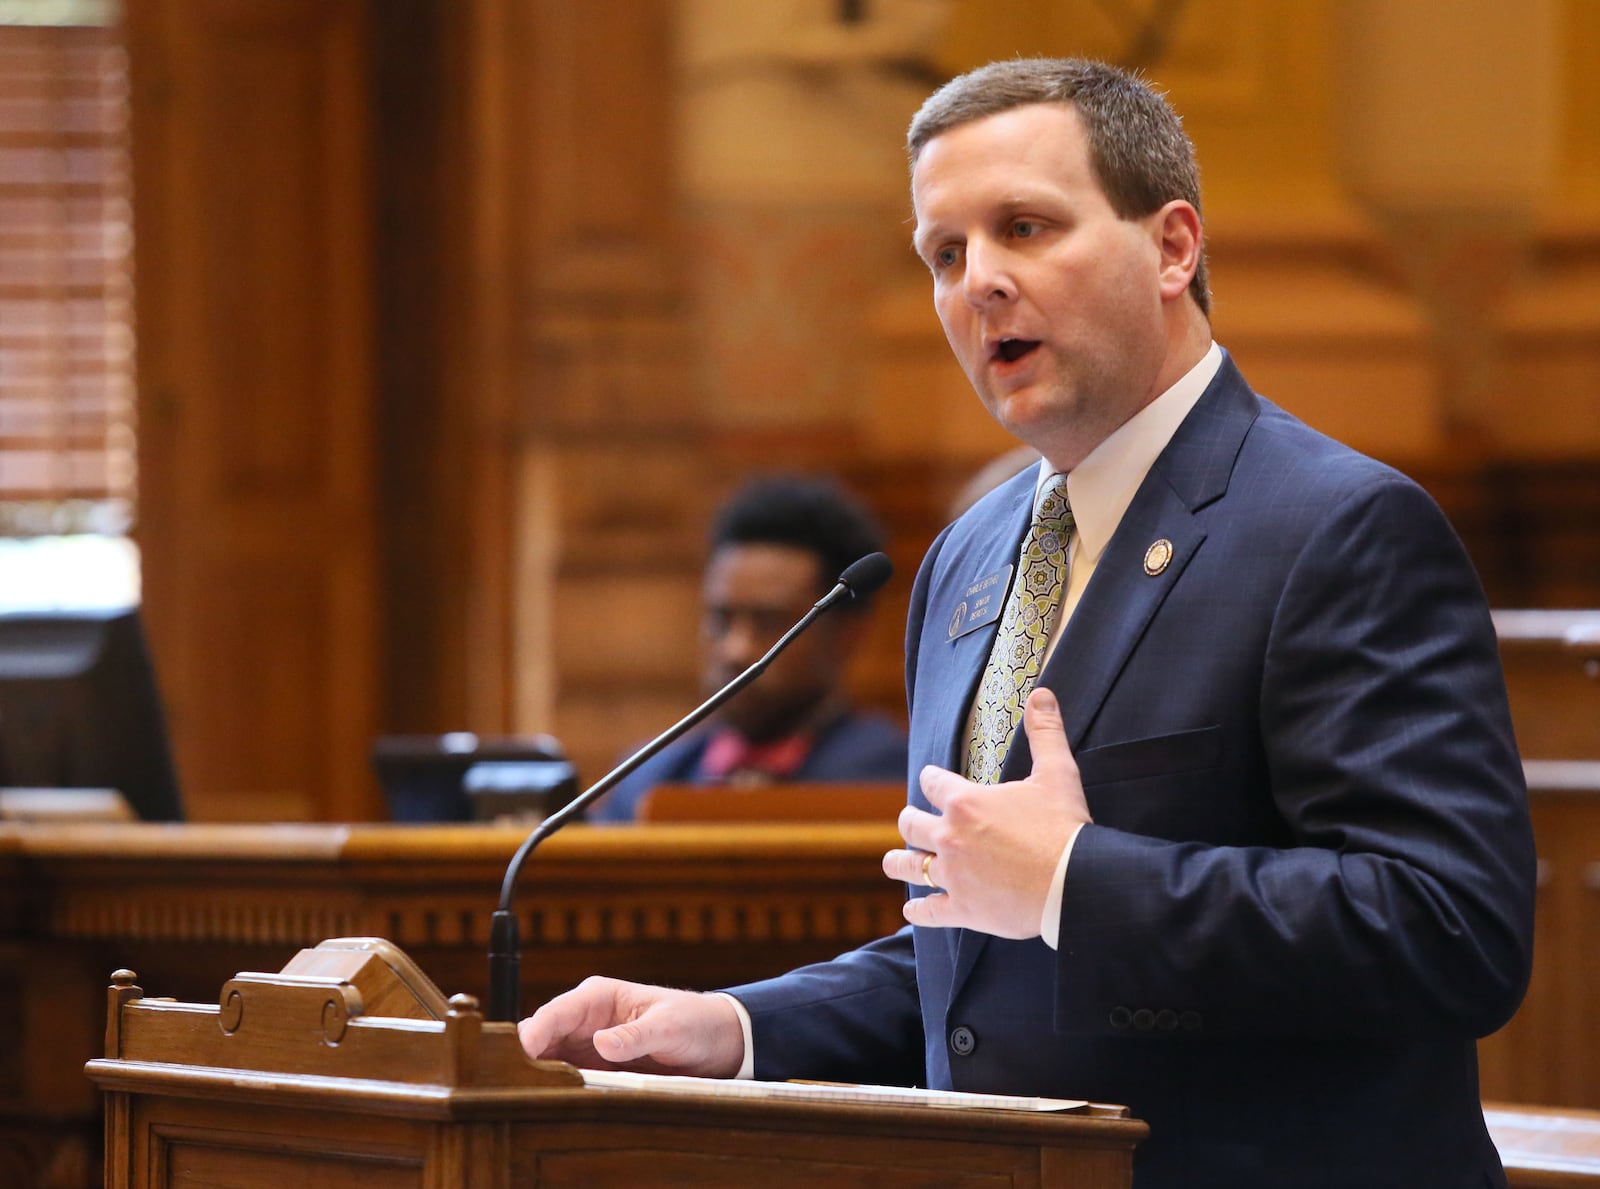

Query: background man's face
[700,542,853,742]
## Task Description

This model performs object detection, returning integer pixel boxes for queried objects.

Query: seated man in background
[587,474,908,822]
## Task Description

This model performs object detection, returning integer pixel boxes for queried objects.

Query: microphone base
[487,909,522,1023]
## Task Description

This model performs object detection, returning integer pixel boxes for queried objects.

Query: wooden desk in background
[1495,609,1600,760]
[637,780,906,823]
[1480,761,1600,1113]
[1489,1102,1600,1189]
[1484,611,1600,1128]
[0,820,902,1187]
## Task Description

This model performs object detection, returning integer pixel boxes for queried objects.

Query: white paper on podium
[581,1068,1088,1113]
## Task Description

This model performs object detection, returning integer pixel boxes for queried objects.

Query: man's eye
[753,611,795,638]
[1012,220,1038,239]
[935,246,960,268]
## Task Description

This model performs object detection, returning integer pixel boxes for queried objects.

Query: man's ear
[1153,200,1202,302]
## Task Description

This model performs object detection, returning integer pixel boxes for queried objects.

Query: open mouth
[993,338,1040,364]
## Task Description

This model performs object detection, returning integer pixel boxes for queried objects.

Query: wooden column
[128,0,380,822]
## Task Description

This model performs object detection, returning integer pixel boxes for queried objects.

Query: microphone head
[838,552,894,601]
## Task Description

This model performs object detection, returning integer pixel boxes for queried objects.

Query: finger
[593,1017,657,1062]
[517,987,603,1059]
[917,763,965,811]
[1022,686,1079,788]
[883,846,937,887]
[902,886,954,929]
[882,847,911,883]
[517,1014,556,1059]
[896,803,938,851]
[593,1001,700,1068]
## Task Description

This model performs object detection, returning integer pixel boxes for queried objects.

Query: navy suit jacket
[586,709,907,823]
[728,355,1536,1188]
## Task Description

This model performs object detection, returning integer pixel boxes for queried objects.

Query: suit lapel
[946,355,1260,999]
[918,475,1036,782]
[1008,480,1204,773]
[913,473,1034,978]
[1013,356,1258,770]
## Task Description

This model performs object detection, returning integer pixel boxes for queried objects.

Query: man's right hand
[517,976,746,1078]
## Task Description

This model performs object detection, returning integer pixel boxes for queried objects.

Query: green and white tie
[965,473,1073,784]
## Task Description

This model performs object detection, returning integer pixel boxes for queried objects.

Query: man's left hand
[885,686,1090,938]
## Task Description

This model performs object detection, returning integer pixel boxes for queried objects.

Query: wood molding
[8,820,904,960]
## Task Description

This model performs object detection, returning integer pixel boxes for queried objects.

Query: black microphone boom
[486,550,894,1022]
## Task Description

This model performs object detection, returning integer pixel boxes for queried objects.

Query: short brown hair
[908,58,1209,315]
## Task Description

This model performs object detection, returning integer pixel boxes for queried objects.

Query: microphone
[486,550,894,1022]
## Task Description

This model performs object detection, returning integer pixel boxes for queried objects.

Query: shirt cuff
[1039,822,1086,950]
[713,991,756,1079]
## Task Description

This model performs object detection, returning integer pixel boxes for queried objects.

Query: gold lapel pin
[1143,539,1174,576]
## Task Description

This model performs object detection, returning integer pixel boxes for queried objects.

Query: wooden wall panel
[1558,0,1600,203]
[523,17,677,301]
[500,2,709,783]
[128,0,378,822]
[1501,233,1600,457]
[182,560,327,820]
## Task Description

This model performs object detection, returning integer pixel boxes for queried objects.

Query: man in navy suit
[521,58,1535,1187]
[587,473,906,822]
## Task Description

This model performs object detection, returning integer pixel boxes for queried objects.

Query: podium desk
[87,938,1146,1188]
[0,821,905,1187]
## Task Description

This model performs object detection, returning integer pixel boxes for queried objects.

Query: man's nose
[963,238,1015,307]
[713,617,763,666]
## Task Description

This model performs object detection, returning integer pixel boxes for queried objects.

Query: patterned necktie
[965,473,1073,784]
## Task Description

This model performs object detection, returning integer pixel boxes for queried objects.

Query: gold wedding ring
[921,851,938,888]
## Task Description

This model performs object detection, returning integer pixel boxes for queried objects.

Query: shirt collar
[698,728,813,783]
[1035,342,1222,563]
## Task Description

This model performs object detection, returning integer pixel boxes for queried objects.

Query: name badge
[946,565,1011,641]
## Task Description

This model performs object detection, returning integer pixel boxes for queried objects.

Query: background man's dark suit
[730,354,1537,1188]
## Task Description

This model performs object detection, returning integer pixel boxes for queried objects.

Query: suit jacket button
[949,1025,976,1057]
[1108,1006,1132,1030]
[1179,1010,1203,1032]
[1132,1009,1155,1031]
[1155,1009,1178,1031]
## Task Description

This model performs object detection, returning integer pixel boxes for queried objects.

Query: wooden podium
[87,937,1147,1188]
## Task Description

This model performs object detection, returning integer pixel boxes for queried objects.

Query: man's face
[911,102,1174,469]
[700,543,853,742]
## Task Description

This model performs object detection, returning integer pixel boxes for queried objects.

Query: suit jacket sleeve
[719,527,955,1085]
[724,926,926,1085]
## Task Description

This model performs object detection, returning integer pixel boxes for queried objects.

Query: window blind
[0,10,134,539]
